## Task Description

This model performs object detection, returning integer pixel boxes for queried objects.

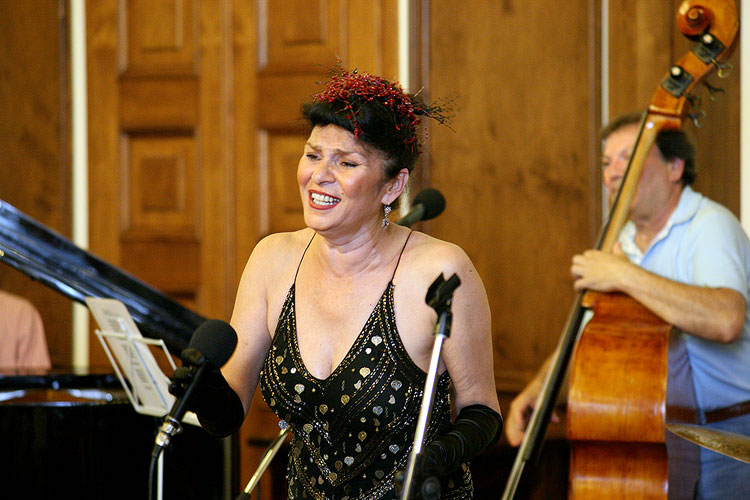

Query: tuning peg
[685,93,702,110]
[703,81,725,101]
[688,110,707,128]
[712,59,733,78]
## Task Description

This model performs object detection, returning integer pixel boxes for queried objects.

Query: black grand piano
[0,200,231,500]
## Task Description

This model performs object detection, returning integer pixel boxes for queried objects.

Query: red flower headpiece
[312,69,451,152]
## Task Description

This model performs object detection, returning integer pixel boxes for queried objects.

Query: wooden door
[87,0,240,369]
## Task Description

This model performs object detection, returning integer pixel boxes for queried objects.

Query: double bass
[501,1,739,499]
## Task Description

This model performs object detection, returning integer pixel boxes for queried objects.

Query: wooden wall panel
[120,238,200,291]
[428,0,601,391]
[88,0,235,370]
[257,74,323,130]
[263,0,340,71]
[267,134,307,234]
[690,42,741,216]
[124,0,197,74]
[346,0,400,76]
[608,1,674,118]
[231,0,260,282]
[0,0,72,369]
[125,136,198,232]
[120,77,198,131]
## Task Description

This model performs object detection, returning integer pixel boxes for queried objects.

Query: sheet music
[86,297,199,426]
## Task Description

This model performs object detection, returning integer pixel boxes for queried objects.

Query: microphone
[152,319,237,457]
[396,188,446,227]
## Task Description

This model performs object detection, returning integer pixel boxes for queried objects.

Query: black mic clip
[425,273,461,340]
[425,273,461,317]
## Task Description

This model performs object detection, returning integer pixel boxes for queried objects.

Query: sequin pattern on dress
[259,282,473,500]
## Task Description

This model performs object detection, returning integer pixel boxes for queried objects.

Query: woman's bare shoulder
[249,229,314,264]
[402,231,472,271]
[238,228,315,289]
[393,231,480,295]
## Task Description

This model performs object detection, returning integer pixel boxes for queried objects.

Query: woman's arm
[407,240,503,477]
[437,243,501,414]
[224,234,299,414]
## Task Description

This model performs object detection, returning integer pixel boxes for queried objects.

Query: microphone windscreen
[413,188,446,221]
[188,319,238,367]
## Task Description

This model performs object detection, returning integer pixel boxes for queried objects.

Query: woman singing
[177,69,502,499]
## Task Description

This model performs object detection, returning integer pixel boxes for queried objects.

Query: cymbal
[666,423,750,463]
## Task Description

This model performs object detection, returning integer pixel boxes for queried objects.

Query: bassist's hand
[506,386,537,446]
[505,359,560,446]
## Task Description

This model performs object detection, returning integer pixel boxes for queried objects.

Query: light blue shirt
[618,186,750,410]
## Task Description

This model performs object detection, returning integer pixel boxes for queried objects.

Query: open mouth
[310,191,341,208]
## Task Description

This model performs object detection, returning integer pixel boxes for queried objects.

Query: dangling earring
[382,204,392,228]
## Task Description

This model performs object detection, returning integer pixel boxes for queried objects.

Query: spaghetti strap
[294,233,316,284]
[391,231,413,280]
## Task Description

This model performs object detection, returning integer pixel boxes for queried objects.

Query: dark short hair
[302,70,430,180]
[601,111,696,186]
[302,100,419,180]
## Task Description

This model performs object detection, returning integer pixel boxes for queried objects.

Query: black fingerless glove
[168,347,245,437]
[419,403,503,477]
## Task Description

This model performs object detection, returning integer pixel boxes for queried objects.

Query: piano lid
[0,200,205,352]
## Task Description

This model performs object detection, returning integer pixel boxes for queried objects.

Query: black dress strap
[293,233,316,284]
[391,230,413,280]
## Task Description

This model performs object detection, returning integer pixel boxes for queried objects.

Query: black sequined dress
[259,234,473,499]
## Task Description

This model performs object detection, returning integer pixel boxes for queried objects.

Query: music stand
[86,297,200,500]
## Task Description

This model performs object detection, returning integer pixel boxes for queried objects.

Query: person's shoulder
[395,232,488,312]
[696,193,737,219]
[0,290,43,325]
[0,290,35,310]
[244,229,315,274]
[406,231,469,259]
[681,191,750,251]
[251,228,315,260]
[680,187,732,221]
[690,193,745,234]
[236,229,315,300]
[401,231,475,278]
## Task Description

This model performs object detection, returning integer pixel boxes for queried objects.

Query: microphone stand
[235,426,290,500]
[148,438,166,500]
[400,273,461,500]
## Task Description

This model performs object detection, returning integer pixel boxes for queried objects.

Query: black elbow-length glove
[420,403,503,477]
